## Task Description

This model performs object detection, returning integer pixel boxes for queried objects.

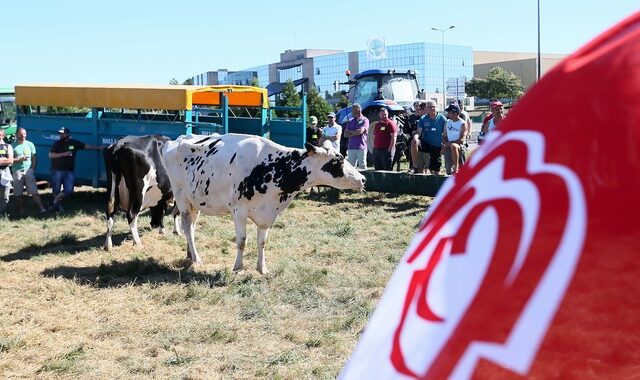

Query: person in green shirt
[12,128,46,214]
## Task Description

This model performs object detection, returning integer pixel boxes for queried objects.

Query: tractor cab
[335,69,424,158]
[0,90,17,143]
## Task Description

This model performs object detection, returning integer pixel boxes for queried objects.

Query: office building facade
[191,42,473,101]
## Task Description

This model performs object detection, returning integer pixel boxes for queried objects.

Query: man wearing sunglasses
[442,104,468,175]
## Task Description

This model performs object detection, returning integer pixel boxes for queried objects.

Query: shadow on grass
[1,232,129,262]
[302,189,430,217]
[40,257,231,288]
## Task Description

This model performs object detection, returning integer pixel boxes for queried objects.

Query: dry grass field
[0,186,433,379]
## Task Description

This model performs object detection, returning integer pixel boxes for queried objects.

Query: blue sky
[2,0,637,86]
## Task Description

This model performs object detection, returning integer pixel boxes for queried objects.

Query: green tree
[466,66,524,100]
[249,77,260,87]
[169,78,179,85]
[276,80,301,117]
[306,86,333,124]
[182,78,194,85]
[335,93,349,111]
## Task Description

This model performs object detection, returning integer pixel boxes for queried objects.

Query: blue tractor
[335,69,424,167]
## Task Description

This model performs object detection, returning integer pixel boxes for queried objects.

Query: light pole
[431,25,455,109]
[537,0,541,81]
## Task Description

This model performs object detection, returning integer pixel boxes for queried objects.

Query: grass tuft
[39,345,85,374]
[0,335,25,353]
[333,222,354,237]
[164,348,195,366]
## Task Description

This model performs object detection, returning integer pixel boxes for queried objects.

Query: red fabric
[340,11,640,380]
[428,12,640,378]
[373,118,398,149]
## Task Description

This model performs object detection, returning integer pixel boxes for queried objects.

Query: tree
[306,86,333,124]
[182,78,193,85]
[276,80,301,117]
[466,66,524,100]
[249,77,260,87]
[169,78,179,85]
[335,93,349,111]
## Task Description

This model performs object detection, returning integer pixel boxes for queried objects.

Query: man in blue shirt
[410,100,446,175]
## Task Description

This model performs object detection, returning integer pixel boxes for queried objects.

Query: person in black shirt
[306,116,323,146]
[48,127,102,212]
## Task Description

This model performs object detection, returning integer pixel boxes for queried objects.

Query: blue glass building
[191,42,472,101]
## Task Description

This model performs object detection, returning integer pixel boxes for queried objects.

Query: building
[191,42,473,103]
[473,51,567,88]
[190,45,568,104]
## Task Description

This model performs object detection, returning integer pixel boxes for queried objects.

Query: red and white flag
[341,12,640,380]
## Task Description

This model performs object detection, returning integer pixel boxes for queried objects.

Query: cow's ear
[305,143,318,156]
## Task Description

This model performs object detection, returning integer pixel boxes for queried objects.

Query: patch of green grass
[199,322,238,344]
[233,275,264,298]
[39,346,85,374]
[267,349,300,366]
[333,222,354,237]
[239,302,268,320]
[0,335,25,353]
[164,348,195,366]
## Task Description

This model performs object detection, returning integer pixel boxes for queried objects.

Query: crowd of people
[306,99,506,175]
[0,126,101,216]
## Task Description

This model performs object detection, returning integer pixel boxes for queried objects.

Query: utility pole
[431,25,455,109]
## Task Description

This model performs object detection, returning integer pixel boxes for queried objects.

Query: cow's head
[305,142,366,190]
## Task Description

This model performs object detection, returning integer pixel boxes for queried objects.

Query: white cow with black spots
[162,133,366,274]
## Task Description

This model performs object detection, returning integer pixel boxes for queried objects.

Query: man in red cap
[478,100,505,145]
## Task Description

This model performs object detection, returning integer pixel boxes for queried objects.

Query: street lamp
[431,25,455,109]
[537,0,541,81]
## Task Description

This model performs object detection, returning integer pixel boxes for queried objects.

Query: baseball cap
[58,127,70,134]
[309,116,318,124]
[327,112,336,118]
[490,100,503,110]
[445,104,460,113]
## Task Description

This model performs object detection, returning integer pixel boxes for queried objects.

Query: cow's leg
[104,171,117,251]
[105,214,115,250]
[181,208,202,264]
[256,227,270,274]
[232,213,248,272]
[172,205,181,236]
[129,214,142,247]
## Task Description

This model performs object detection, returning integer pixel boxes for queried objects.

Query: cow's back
[163,133,297,215]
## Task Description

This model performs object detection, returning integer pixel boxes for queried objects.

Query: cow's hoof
[158,228,166,235]
[233,264,244,272]
[257,266,268,275]
[103,245,111,251]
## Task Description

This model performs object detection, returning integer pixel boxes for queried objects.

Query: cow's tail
[103,145,120,216]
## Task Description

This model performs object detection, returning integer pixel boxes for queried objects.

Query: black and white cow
[162,133,366,274]
[103,134,178,250]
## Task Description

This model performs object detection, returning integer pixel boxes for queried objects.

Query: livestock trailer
[15,84,307,187]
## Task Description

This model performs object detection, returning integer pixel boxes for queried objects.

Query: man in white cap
[322,112,342,151]
[48,127,102,212]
